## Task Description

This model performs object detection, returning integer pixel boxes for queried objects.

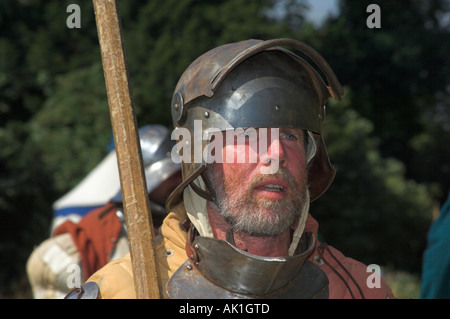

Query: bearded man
[78,38,394,299]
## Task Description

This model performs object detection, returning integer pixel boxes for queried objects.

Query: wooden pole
[92,0,162,299]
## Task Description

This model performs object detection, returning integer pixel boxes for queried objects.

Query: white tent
[50,150,121,233]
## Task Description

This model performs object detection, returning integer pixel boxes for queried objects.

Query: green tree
[299,0,450,201]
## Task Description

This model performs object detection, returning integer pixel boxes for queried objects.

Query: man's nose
[260,134,287,169]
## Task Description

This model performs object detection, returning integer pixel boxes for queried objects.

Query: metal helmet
[110,124,180,203]
[166,38,343,209]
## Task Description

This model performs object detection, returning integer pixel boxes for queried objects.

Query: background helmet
[51,124,180,233]
[167,38,344,209]
[110,124,180,203]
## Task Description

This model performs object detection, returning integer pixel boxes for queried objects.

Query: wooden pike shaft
[92,0,162,299]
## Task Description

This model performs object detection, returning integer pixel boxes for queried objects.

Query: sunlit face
[206,128,309,237]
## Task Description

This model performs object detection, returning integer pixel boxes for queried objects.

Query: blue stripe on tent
[54,205,103,218]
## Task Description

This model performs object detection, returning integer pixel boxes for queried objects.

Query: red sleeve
[53,202,123,280]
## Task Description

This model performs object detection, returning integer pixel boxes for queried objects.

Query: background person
[26,125,181,298]
[420,190,450,299]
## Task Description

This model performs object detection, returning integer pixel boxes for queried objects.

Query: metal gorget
[166,225,329,299]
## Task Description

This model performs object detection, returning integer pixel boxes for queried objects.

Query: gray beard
[206,168,308,237]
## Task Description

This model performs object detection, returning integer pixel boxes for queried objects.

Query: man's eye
[282,133,296,141]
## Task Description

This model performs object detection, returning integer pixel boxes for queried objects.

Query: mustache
[248,168,297,190]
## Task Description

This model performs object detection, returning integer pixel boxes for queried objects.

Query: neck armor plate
[166,225,329,299]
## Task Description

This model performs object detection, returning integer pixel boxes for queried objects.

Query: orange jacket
[303,215,394,299]
[87,203,394,299]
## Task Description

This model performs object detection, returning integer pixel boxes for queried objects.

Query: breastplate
[166,225,328,299]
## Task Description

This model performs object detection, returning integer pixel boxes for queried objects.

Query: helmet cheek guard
[167,38,343,209]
